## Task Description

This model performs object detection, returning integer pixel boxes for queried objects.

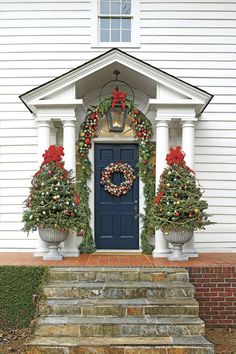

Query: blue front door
[95,144,139,250]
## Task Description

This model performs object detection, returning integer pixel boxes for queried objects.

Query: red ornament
[175,212,180,217]
[134,109,140,115]
[137,131,143,137]
[90,114,95,120]
[85,138,91,145]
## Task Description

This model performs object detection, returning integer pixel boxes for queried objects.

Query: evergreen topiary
[23,145,80,234]
[151,146,213,234]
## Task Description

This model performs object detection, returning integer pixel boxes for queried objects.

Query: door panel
[95,143,139,250]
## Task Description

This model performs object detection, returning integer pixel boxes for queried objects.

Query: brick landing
[0,252,235,267]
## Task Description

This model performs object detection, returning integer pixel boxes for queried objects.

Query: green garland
[77,97,155,254]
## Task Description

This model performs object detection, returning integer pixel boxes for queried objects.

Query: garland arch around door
[77,95,155,254]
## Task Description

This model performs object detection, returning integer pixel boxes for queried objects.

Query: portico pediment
[20,48,212,118]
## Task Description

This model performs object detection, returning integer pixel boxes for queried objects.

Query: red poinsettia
[166,145,186,167]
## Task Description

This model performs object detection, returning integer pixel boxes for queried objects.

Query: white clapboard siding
[0,154,37,163]
[0,1,236,252]
[0,213,23,223]
[0,239,37,251]
[0,188,30,197]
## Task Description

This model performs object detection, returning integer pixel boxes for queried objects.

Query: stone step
[49,267,189,283]
[42,297,199,317]
[26,335,214,354]
[44,281,194,299]
[35,316,205,337]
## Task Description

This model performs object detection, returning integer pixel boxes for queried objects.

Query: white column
[153,120,171,258]
[62,120,79,257]
[34,120,51,256]
[182,120,198,257]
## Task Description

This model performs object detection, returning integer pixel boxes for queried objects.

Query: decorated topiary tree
[23,145,81,259]
[151,145,213,260]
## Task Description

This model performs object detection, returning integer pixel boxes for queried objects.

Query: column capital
[36,118,51,125]
[182,120,195,127]
[155,120,170,128]
[62,119,76,127]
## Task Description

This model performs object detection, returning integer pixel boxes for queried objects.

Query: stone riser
[26,345,214,354]
[35,323,204,337]
[44,304,199,317]
[49,270,189,283]
[44,286,194,299]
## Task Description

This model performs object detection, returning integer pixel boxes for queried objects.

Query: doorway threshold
[95,250,141,255]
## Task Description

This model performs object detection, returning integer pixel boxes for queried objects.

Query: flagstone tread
[38,315,204,326]
[29,335,212,347]
[50,267,188,273]
[47,297,198,306]
[45,281,193,289]
[49,268,189,282]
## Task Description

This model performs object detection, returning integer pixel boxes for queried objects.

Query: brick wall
[189,267,236,327]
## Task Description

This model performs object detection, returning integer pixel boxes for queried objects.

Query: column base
[62,250,80,257]
[34,251,48,257]
[183,249,198,258]
[152,249,171,258]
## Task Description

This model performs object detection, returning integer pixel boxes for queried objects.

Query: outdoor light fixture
[99,70,134,133]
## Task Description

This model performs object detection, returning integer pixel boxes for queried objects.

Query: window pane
[122,18,131,29]
[100,18,110,29]
[111,2,120,14]
[122,30,131,42]
[111,18,120,29]
[111,29,120,42]
[101,30,110,42]
[100,1,109,14]
[122,1,131,14]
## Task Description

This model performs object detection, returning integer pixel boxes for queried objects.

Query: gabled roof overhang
[20,48,213,118]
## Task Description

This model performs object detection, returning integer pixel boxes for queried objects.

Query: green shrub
[0,266,48,330]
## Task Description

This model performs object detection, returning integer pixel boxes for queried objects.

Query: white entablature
[20,48,213,258]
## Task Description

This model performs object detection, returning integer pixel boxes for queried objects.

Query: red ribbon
[74,192,79,205]
[166,145,186,167]
[111,89,127,110]
[154,192,164,205]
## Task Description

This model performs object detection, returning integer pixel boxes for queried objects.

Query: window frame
[91,0,140,48]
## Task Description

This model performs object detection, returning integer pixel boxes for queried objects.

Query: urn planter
[163,229,193,261]
[38,227,68,260]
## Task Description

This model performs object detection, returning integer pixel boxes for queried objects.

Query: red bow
[166,146,186,167]
[42,145,64,164]
[34,145,68,178]
[111,89,127,110]
[154,192,164,205]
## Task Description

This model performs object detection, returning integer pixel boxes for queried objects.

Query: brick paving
[0,252,235,267]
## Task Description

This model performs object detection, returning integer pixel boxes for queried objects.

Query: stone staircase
[26,267,214,353]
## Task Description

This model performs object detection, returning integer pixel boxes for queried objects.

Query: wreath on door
[100,162,136,197]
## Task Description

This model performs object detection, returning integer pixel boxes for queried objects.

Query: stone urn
[38,227,68,260]
[163,229,193,261]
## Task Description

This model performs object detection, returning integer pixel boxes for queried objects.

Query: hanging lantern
[106,102,128,133]
[99,70,134,133]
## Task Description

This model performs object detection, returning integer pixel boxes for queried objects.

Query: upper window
[99,1,131,43]
[91,0,140,47]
